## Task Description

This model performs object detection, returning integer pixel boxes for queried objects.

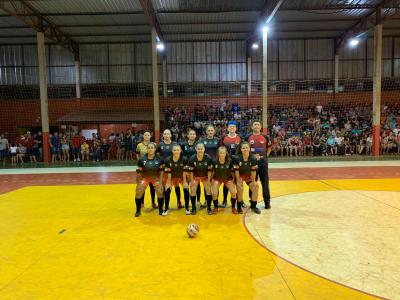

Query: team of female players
[134,120,271,217]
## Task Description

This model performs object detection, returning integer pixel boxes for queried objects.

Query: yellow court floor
[1,179,399,299]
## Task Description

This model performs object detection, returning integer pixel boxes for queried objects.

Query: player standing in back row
[247,120,271,209]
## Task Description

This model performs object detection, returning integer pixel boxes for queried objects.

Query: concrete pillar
[334,54,339,93]
[37,31,50,163]
[247,56,252,96]
[162,57,167,98]
[151,27,160,143]
[262,29,268,133]
[75,60,81,99]
[372,22,383,156]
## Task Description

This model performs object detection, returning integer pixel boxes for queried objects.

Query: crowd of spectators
[165,100,400,157]
[1,100,399,166]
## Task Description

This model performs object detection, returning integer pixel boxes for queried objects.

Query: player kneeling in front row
[134,143,165,217]
[212,146,238,214]
[233,142,261,214]
[164,144,190,216]
[188,143,213,215]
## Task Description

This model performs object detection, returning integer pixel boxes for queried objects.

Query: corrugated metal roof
[152,0,265,12]
[164,33,248,41]
[62,26,151,36]
[157,11,261,24]
[45,15,149,26]
[26,0,143,14]
[0,0,399,44]
[0,16,28,27]
[0,37,37,44]
[73,36,151,43]
[161,23,254,34]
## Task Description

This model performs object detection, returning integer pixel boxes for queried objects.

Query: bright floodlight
[349,38,359,47]
[252,43,259,50]
[262,25,269,34]
[156,42,165,51]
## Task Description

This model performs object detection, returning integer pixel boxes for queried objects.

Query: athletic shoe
[177,202,183,209]
[242,202,247,208]
[135,211,141,217]
[213,207,218,214]
[159,210,163,216]
[185,209,191,215]
[220,199,227,208]
[251,207,261,214]
[237,205,243,214]
[191,208,197,215]
[74,159,76,162]
[162,210,168,216]
[231,208,238,214]
[264,203,271,209]
[77,158,80,162]
[207,208,214,215]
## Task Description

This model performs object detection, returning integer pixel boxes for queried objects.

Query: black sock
[206,195,212,209]
[196,185,201,201]
[158,197,164,214]
[223,185,229,202]
[184,188,190,210]
[165,188,171,210]
[250,200,257,209]
[150,184,156,204]
[135,197,142,213]
[190,196,197,210]
[213,200,218,208]
[249,189,252,200]
[175,186,181,203]
[231,198,237,208]
[237,201,242,209]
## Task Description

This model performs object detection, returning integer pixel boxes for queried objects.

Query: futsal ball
[186,223,199,238]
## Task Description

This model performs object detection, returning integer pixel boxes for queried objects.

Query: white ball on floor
[186,223,199,238]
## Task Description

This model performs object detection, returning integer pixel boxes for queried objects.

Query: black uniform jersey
[137,155,164,179]
[181,140,197,159]
[156,142,174,160]
[232,154,258,177]
[212,159,233,181]
[188,154,213,178]
[199,137,219,159]
[164,156,188,179]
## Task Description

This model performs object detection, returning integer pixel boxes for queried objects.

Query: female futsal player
[134,143,165,217]
[212,146,238,214]
[164,144,190,215]
[233,141,261,214]
[136,131,157,209]
[188,143,213,215]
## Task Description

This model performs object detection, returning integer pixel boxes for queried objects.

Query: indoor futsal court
[1,1,400,300]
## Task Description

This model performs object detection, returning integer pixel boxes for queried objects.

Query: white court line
[1,160,400,175]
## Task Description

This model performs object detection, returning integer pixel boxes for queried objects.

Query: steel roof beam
[0,0,79,57]
[138,0,163,42]
[335,0,400,50]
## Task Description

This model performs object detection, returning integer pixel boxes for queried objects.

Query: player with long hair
[212,146,238,214]
[134,143,165,217]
